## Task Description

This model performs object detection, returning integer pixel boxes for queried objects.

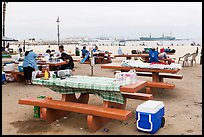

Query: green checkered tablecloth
[32,75,127,104]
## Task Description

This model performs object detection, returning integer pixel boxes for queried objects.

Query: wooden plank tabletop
[120,80,147,93]
[101,63,180,74]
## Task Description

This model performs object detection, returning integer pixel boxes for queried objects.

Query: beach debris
[195,115,199,117]
[103,128,109,133]
[56,124,60,126]
[170,115,175,118]
[80,127,83,130]
[186,129,194,133]
[63,116,67,119]
[193,101,202,105]
[185,105,189,107]
[124,122,128,125]
[119,121,123,124]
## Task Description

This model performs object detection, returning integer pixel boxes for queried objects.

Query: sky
[2,2,202,41]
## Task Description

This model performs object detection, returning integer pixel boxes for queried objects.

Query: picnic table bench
[18,76,152,132]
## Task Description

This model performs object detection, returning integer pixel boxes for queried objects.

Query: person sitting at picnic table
[81,46,89,58]
[93,46,99,52]
[158,48,167,59]
[149,48,159,63]
[58,52,74,70]
[23,47,38,85]
[58,45,74,70]
[159,48,174,64]
[43,49,52,62]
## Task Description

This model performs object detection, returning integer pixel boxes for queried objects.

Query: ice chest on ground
[2,72,6,84]
[136,100,165,134]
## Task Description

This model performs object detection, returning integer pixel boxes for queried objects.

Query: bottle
[44,70,49,80]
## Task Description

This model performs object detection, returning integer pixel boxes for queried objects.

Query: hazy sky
[2,2,202,41]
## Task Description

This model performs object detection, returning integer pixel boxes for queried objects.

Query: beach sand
[2,58,202,135]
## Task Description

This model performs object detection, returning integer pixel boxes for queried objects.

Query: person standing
[75,47,80,56]
[118,46,123,55]
[196,47,199,54]
[18,44,22,55]
[23,47,38,85]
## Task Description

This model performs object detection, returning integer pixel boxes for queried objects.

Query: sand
[2,57,202,135]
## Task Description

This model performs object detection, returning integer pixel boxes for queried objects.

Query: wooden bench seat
[19,98,132,121]
[121,92,153,100]
[147,81,175,89]
[146,81,175,93]
[136,72,183,80]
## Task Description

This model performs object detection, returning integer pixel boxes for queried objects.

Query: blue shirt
[81,49,89,56]
[118,47,123,55]
[23,51,38,70]
[149,50,159,63]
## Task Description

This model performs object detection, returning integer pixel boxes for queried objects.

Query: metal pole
[90,49,94,76]
[3,2,6,48]
[56,16,60,46]
[23,40,26,52]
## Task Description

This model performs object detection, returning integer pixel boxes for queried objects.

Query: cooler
[136,100,165,134]
[18,65,24,72]
[2,71,6,84]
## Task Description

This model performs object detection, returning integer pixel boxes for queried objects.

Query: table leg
[87,99,127,132]
[41,108,69,123]
[61,93,89,104]
[126,57,131,60]
[152,72,159,92]
[41,93,89,123]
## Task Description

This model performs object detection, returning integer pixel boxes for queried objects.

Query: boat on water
[139,34,176,41]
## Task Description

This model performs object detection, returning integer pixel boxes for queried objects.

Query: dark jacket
[59,53,74,70]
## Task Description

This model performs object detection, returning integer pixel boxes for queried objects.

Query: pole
[90,49,94,76]
[23,40,26,52]
[3,2,6,48]
[56,16,60,46]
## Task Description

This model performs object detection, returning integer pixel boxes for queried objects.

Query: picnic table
[101,63,181,93]
[37,61,68,71]
[114,54,149,62]
[18,75,153,132]
[114,54,175,64]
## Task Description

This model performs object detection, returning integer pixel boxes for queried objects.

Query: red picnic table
[18,76,152,132]
[101,63,181,93]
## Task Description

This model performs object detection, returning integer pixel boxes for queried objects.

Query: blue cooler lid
[136,100,164,114]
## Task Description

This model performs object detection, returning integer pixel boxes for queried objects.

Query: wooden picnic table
[4,70,44,82]
[114,54,149,61]
[37,61,68,71]
[114,53,175,63]
[101,63,181,92]
[18,76,152,132]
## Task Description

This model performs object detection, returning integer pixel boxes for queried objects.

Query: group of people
[80,45,110,62]
[149,47,174,64]
[22,45,74,85]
